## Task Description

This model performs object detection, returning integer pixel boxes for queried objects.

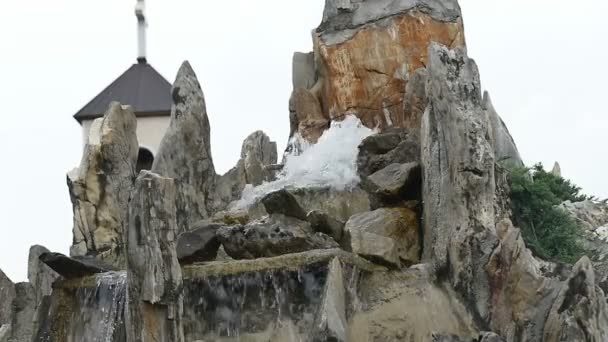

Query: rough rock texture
[181,249,380,341]
[68,102,138,268]
[402,68,429,137]
[39,252,114,279]
[176,223,221,264]
[217,215,339,260]
[0,270,14,328]
[291,88,330,143]
[421,43,608,340]
[357,128,420,178]
[288,187,371,223]
[126,171,184,342]
[483,92,523,167]
[345,207,420,266]
[314,258,347,341]
[28,245,60,336]
[306,210,345,243]
[240,131,278,185]
[543,256,608,341]
[222,186,371,225]
[421,44,497,322]
[262,189,308,221]
[152,61,216,233]
[214,131,278,210]
[364,162,421,201]
[28,246,59,305]
[350,266,478,341]
[8,283,36,342]
[290,0,466,142]
[560,200,608,261]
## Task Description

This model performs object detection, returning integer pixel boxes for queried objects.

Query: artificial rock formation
[357,128,420,178]
[214,131,279,212]
[176,222,222,265]
[483,92,523,167]
[345,207,420,266]
[68,102,139,268]
[289,0,466,142]
[126,171,184,342]
[560,200,608,261]
[27,245,60,309]
[421,43,608,340]
[152,61,216,233]
[217,214,339,260]
[0,270,14,332]
[4,1,608,341]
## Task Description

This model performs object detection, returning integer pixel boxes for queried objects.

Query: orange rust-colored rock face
[315,11,466,132]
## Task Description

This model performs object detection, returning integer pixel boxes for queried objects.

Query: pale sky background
[0,0,606,282]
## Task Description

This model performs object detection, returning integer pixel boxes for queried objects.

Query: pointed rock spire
[153,61,216,232]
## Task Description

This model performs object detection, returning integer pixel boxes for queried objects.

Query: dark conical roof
[73,61,172,123]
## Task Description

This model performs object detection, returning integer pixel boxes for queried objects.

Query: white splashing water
[233,115,375,209]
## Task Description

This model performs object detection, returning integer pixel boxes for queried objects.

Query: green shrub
[508,163,590,263]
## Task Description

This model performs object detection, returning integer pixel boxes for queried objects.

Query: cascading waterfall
[183,266,328,340]
[233,115,375,210]
[68,272,127,342]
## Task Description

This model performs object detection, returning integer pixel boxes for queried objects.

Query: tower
[73,0,171,171]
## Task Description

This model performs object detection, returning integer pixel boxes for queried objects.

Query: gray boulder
[262,189,307,221]
[217,214,339,260]
[176,223,221,264]
[357,128,420,178]
[152,61,216,233]
[39,253,114,279]
[344,207,420,266]
[126,171,184,342]
[365,162,421,201]
[68,101,139,268]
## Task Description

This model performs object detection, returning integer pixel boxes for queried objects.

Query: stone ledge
[182,248,383,279]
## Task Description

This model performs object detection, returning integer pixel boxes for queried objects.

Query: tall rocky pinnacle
[289,0,466,143]
[152,61,216,233]
[126,171,184,342]
[68,102,139,268]
[421,43,497,322]
[421,43,608,340]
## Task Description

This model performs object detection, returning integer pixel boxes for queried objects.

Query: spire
[135,0,147,64]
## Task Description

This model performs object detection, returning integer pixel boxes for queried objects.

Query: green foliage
[509,163,590,263]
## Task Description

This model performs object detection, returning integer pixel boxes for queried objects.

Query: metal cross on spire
[135,0,147,63]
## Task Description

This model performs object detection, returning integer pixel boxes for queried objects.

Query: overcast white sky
[0,0,606,282]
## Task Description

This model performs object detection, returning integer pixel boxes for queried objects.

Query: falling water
[69,271,127,342]
[233,116,375,210]
[183,265,328,341]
